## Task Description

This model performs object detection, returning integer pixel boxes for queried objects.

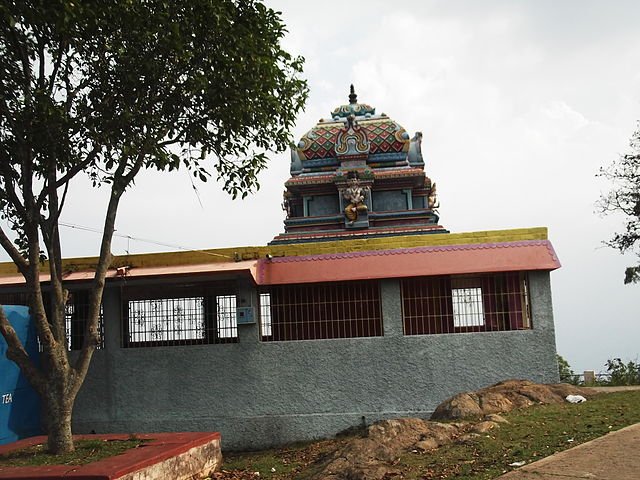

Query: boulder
[431,380,597,420]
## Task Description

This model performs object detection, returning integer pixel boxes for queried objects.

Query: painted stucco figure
[428,181,439,209]
[343,176,368,224]
[281,191,292,218]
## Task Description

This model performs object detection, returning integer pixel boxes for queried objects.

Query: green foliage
[0,0,308,205]
[556,354,580,385]
[598,124,640,283]
[605,358,640,386]
[0,0,307,454]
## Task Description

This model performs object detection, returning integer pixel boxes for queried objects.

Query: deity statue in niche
[281,190,292,219]
[426,177,439,210]
[343,176,368,224]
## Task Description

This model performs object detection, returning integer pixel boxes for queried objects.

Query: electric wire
[58,221,232,259]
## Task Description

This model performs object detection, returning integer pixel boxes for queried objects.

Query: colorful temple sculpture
[0,88,561,450]
[273,86,445,244]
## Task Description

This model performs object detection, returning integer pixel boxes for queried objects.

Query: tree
[556,354,579,385]
[0,0,307,454]
[605,358,640,386]
[598,124,640,283]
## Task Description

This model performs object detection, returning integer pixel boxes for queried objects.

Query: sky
[2,0,639,374]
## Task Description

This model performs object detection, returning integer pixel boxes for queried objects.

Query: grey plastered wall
[73,271,559,450]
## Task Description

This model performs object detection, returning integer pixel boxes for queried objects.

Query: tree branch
[0,225,29,276]
[37,37,45,91]
[0,307,46,395]
[0,165,27,217]
[47,42,67,95]
[72,154,145,390]
[7,24,32,96]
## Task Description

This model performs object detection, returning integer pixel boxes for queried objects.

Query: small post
[583,370,596,385]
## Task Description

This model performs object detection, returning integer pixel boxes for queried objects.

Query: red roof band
[256,240,560,285]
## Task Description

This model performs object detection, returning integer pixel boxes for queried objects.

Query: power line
[58,221,232,259]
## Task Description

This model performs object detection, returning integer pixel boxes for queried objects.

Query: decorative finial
[349,84,357,104]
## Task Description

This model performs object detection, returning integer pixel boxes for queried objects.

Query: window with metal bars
[121,284,237,347]
[259,280,382,341]
[64,290,105,350]
[0,290,105,350]
[402,273,531,335]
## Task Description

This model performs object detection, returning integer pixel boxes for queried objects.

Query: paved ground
[498,422,640,479]
[587,385,640,393]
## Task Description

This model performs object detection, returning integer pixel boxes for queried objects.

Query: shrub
[557,354,580,385]
[605,358,640,386]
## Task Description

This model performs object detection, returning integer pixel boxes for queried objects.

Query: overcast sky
[2,0,639,374]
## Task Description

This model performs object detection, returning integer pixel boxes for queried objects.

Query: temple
[0,88,561,450]
[273,85,446,244]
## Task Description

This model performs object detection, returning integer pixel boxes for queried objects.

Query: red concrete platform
[0,432,221,479]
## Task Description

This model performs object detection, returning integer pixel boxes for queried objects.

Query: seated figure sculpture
[343,176,368,224]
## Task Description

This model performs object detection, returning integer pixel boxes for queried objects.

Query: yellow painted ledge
[0,227,549,277]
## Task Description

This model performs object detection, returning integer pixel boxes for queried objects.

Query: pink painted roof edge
[268,240,559,264]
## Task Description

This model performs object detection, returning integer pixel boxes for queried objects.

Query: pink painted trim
[257,240,561,285]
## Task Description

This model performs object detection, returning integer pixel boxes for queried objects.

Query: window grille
[121,284,237,347]
[65,290,105,350]
[260,280,382,342]
[402,273,531,335]
[259,292,272,337]
[0,290,104,350]
[215,295,237,339]
[451,278,485,328]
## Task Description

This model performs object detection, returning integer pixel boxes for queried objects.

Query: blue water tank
[0,305,41,445]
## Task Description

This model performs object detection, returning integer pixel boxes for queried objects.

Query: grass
[0,438,145,468]
[221,390,640,479]
[223,438,347,479]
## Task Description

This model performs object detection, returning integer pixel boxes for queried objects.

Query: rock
[485,414,509,424]
[415,438,439,451]
[304,381,598,479]
[431,380,598,420]
[306,418,465,479]
[471,421,498,433]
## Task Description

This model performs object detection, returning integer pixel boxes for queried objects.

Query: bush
[605,358,640,386]
[557,354,580,385]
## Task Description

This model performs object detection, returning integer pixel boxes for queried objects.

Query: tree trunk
[44,390,75,454]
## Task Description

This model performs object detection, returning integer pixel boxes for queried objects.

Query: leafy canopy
[0,0,307,454]
[0,0,307,211]
[598,125,640,283]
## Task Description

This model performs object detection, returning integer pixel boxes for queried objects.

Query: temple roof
[290,85,420,175]
[256,240,560,285]
[0,228,560,287]
[297,118,409,161]
[330,85,376,119]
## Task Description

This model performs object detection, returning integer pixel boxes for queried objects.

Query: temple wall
[72,271,558,451]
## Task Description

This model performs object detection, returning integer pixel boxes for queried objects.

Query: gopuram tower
[271,86,447,244]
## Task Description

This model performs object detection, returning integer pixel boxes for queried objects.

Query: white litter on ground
[565,394,587,403]
[509,461,526,467]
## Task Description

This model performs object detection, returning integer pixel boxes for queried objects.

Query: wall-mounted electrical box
[236,307,255,325]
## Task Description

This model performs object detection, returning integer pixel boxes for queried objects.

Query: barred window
[0,290,104,350]
[402,273,531,335]
[451,279,485,328]
[122,284,237,347]
[259,292,272,337]
[260,280,382,342]
[215,295,237,339]
[65,291,105,350]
